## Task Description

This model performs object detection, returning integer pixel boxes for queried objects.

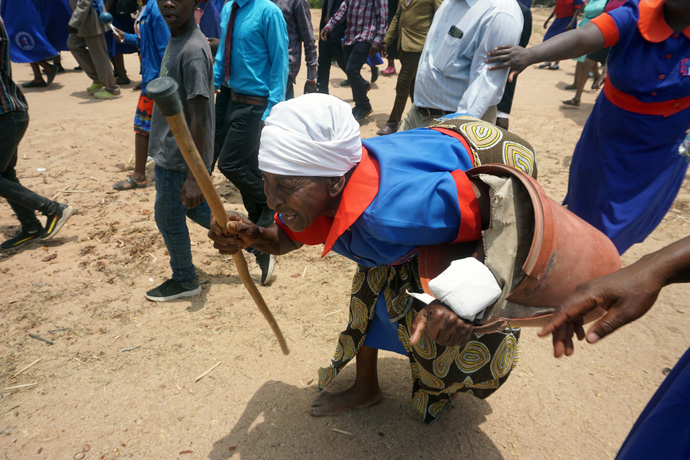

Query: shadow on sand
[209,357,504,459]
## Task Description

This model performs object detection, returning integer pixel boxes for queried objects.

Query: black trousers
[387,50,421,126]
[213,86,273,227]
[343,41,371,109]
[286,76,295,100]
[0,111,58,231]
[317,36,346,94]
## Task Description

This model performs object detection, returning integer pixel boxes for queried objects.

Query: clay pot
[419,164,621,329]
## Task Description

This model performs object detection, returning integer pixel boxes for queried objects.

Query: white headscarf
[259,94,362,177]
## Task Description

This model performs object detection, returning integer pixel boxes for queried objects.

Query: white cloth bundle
[407,258,502,322]
[259,93,362,177]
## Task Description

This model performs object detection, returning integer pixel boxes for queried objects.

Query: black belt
[416,106,452,117]
[231,90,268,106]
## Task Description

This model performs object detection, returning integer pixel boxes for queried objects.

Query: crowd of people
[1,0,689,456]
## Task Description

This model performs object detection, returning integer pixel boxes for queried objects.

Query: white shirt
[414,0,523,117]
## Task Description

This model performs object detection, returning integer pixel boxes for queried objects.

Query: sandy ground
[2,8,690,460]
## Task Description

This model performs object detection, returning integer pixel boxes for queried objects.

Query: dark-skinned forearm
[250,224,303,255]
[525,23,606,65]
[187,97,208,163]
[637,236,690,286]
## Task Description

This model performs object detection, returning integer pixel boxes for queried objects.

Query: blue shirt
[213,0,289,119]
[277,127,480,267]
[123,0,169,94]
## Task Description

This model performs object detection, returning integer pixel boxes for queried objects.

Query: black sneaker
[1,228,42,250]
[41,204,75,240]
[255,251,275,286]
[352,105,373,122]
[370,65,379,83]
[145,278,201,302]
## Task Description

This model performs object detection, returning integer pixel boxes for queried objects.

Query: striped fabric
[0,17,29,115]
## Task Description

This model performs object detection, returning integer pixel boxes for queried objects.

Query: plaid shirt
[325,0,388,47]
[0,17,28,115]
[272,0,318,81]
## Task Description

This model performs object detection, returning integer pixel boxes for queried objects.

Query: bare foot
[309,385,383,417]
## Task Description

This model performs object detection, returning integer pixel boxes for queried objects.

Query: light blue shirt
[213,0,289,119]
[414,0,522,117]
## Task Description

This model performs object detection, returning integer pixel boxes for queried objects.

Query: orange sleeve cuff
[450,170,482,243]
[591,13,620,47]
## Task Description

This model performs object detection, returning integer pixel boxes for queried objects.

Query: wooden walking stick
[147,77,289,355]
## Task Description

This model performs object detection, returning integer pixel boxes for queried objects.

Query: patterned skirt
[318,259,521,424]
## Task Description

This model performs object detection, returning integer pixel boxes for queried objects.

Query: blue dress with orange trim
[564,0,690,254]
[615,345,690,459]
[276,127,478,354]
[544,0,583,41]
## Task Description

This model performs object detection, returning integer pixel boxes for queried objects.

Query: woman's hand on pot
[410,301,474,348]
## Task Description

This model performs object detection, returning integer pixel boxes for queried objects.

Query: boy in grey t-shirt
[145,0,215,302]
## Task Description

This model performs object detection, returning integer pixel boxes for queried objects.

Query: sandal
[562,98,580,106]
[46,64,58,85]
[113,176,147,190]
[538,62,551,69]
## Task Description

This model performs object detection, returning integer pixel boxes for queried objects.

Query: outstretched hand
[537,263,665,357]
[208,212,261,255]
[485,45,530,83]
[410,301,474,348]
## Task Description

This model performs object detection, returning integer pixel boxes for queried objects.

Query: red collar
[321,146,380,256]
[638,0,690,42]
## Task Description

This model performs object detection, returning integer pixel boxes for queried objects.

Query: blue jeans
[154,165,212,286]
[0,111,59,232]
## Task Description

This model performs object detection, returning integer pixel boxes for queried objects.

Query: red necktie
[223,1,240,83]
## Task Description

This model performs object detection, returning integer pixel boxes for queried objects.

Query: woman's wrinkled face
[262,172,331,232]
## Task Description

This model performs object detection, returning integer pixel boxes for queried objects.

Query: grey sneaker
[41,204,74,240]
[145,278,201,302]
